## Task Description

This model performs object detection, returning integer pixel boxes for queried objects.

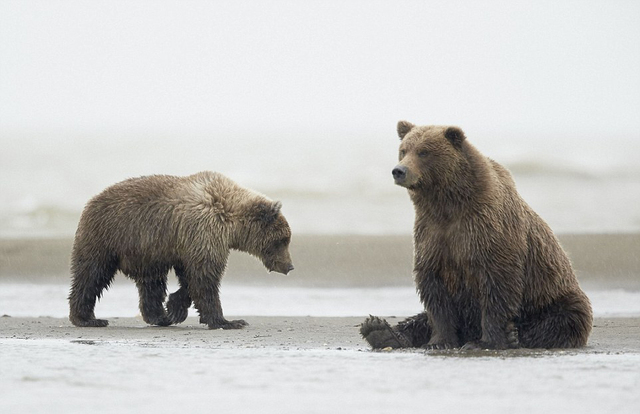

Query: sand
[2,233,640,289]
[1,316,640,414]
[1,234,639,414]
[2,315,639,353]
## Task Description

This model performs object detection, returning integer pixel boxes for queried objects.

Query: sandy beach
[2,233,640,288]
[1,233,639,414]
[1,315,640,414]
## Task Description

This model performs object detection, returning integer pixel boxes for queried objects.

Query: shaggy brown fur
[69,171,294,329]
[361,123,592,350]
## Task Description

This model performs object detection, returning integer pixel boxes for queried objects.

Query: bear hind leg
[518,294,593,349]
[360,313,432,349]
[69,258,116,327]
[165,265,192,325]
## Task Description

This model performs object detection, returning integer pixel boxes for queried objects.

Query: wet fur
[69,171,293,329]
[361,123,592,350]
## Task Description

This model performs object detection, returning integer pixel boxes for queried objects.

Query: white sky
[1,0,639,140]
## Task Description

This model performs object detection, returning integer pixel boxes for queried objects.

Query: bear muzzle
[270,262,295,275]
[392,165,409,186]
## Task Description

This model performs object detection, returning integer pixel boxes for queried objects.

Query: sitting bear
[361,122,592,350]
[69,171,294,329]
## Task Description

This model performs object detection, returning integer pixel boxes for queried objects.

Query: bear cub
[361,122,592,350]
[69,171,294,329]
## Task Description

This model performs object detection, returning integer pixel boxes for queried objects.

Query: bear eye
[399,149,406,158]
[418,150,428,158]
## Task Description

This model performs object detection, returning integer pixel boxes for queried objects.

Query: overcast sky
[1,0,639,140]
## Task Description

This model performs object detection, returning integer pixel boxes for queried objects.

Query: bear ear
[397,121,415,140]
[272,201,282,215]
[252,200,282,223]
[444,127,466,148]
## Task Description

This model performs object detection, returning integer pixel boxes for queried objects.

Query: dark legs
[135,275,171,326]
[68,257,117,327]
[517,293,593,348]
[70,256,249,329]
[166,265,192,325]
[360,313,433,349]
[185,263,247,330]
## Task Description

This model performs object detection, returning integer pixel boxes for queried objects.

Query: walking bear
[69,171,294,329]
[360,122,592,349]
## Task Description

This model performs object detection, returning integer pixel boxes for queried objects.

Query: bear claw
[360,315,412,349]
[166,306,189,325]
[208,319,249,330]
[70,318,109,328]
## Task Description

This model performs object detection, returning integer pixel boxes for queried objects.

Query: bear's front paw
[460,338,519,351]
[423,341,457,350]
[70,317,109,328]
[360,315,412,349]
[208,319,249,330]
[145,314,172,327]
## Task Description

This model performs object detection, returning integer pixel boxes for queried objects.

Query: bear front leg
[417,269,460,349]
[462,267,522,350]
[186,263,248,330]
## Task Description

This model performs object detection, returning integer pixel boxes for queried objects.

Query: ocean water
[1,130,639,237]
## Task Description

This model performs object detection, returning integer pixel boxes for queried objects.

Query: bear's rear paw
[166,305,189,325]
[360,315,412,349]
[208,319,248,330]
[166,290,192,325]
[70,317,109,328]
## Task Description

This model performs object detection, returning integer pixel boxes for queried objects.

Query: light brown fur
[69,171,293,329]
[361,123,592,349]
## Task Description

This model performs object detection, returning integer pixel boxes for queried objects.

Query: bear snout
[392,165,408,184]
[271,262,295,275]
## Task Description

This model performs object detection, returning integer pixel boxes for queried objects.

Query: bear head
[243,200,294,275]
[392,121,467,190]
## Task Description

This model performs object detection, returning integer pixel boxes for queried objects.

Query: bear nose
[287,264,295,273]
[392,165,407,181]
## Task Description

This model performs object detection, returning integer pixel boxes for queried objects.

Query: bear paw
[70,317,109,328]
[360,315,413,349]
[166,299,190,326]
[144,314,172,327]
[423,341,458,350]
[166,304,189,325]
[460,337,520,351]
[165,289,192,325]
[207,319,249,330]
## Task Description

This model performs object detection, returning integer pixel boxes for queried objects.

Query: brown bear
[69,171,294,329]
[360,122,592,350]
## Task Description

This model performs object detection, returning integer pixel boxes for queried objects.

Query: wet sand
[1,234,639,414]
[2,233,640,289]
[2,315,640,354]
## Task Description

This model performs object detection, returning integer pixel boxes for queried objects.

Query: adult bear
[69,171,294,329]
[361,122,592,350]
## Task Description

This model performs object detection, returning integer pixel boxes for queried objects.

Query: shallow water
[1,283,639,319]
[1,337,639,414]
